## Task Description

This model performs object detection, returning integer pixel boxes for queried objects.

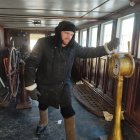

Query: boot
[36,109,48,135]
[64,116,76,140]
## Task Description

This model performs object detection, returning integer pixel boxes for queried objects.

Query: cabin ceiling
[0,0,137,31]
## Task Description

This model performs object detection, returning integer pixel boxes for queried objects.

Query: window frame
[100,20,113,46]
[80,29,87,47]
[116,13,135,53]
[88,25,98,47]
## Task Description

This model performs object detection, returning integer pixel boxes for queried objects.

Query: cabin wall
[73,5,140,134]
[74,43,140,135]
[125,59,140,134]
[4,29,49,48]
[0,26,5,48]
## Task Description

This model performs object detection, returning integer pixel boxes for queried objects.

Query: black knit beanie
[56,21,76,33]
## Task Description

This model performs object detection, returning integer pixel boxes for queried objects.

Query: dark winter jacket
[25,36,107,86]
[24,35,108,108]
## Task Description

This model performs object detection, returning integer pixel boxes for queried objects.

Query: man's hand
[107,38,120,51]
[26,89,41,100]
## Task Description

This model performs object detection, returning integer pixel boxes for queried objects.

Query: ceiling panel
[83,0,129,17]
[0,9,88,17]
[0,0,131,30]
[0,0,108,11]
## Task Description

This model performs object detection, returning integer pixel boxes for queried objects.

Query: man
[24,21,119,140]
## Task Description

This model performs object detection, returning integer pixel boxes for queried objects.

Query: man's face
[61,31,74,47]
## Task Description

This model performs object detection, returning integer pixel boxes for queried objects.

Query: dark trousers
[38,82,75,118]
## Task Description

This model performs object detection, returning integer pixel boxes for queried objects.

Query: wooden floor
[73,83,113,117]
[0,85,140,140]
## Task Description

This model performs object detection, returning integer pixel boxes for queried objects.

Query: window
[81,29,87,47]
[117,14,134,52]
[30,34,45,50]
[89,26,98,47]
[50,33,55,36]
[75,31,79,43]
[138,37,140,58]
[100,21,113,45]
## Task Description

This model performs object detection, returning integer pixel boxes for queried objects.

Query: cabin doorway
[29,33,45,50]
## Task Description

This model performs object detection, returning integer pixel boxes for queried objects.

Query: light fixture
[32,20,41,25]
[129,0,135,6]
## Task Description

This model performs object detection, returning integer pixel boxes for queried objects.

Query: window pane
[82,30,87,47]
[75,31,79,43]
[30,34,45,50]
[119,17,134,52]
[103,23,113,44]
[138,39,140,58]
[90,27,98,47]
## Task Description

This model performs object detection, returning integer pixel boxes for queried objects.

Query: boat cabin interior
[0,0,140,140]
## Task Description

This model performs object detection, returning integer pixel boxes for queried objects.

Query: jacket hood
[55,21,77,48]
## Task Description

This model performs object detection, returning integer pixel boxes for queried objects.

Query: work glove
[106,38,120,51]
[26,88,41,100]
